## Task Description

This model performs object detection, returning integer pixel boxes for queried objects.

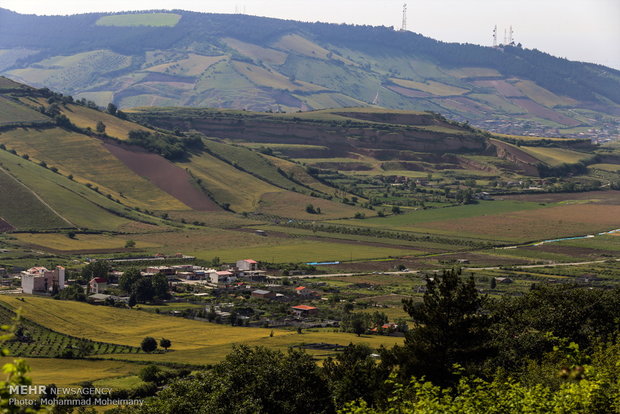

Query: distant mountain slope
[0,8,618,139]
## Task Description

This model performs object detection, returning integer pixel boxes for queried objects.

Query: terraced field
[0,96,50,125]
[0,127,189,210]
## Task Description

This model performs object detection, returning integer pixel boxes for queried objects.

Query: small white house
[209,270,236,284]
[89,277,107,294]
[236,259,258,272]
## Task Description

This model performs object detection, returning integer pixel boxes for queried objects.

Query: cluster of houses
[16,259,328,322]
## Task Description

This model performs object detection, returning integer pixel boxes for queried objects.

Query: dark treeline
[105,270,620,413]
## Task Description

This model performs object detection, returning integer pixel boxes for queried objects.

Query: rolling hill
[0,8,618,140]
[0,76,617,236]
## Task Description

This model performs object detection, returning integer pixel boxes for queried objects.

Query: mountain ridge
[0,8,618,140]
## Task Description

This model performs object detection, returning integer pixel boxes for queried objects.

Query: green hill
[0,8,617,140]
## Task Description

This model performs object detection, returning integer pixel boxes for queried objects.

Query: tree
[386,269,491,385]
[152,274,170,300]
[96,121,106,134]
[141,337,158,353]
[128,294,137,308]
[81,261,111,281]
[106,103,118,116]
[125,240,136,248]
[490,277,497,289]
[306,204,317,214]
[139,365,161,383]
[132,345,333,414]
[119,268,142,293]
[159,338,172,352]
[133,277,154,303]
[323,343,390,408]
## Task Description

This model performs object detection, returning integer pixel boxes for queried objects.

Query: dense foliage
[120,274,620,413]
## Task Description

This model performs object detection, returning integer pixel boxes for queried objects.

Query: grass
[183,151,283,212]
[0,165,68,230]
[61,104,152,140]
[145,54,226,77]
[232,61,322,92]
[521,146,592,166]
[223,38,287,66]
[0,127,188,211]
[590,164,620,172]
[192,239,418,263]
[390,78,469,96]
[514,80,576,107]
[14,233,161,251]
[0,296,402,365]
[202,139,300,190]
[333,200,543,228]
[96,13,181,27]
[257,191,370,220]
[0,148,161,231]
[0,358,140,387]
[8,50,132,90]
[0,96,49,125]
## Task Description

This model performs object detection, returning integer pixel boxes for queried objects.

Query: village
[8,258,404,335]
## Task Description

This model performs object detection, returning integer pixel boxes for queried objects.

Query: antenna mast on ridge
[400,3,407,32]
[492,25,497,47]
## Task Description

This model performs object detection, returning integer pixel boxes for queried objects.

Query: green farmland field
[96,13,181,27]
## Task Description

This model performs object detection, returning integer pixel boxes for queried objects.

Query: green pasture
[0,96,49,125]
[96,13,181,27]
[521,146,592,166]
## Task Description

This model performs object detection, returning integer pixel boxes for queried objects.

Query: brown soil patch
[473,80,525,97]
[529,245,618,259]
[0,218,14,232]
[510,98,581,126]
[104,143,220,211]
[419,204,620,242]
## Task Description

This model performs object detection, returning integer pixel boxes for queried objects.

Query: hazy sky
[2,0,619,69]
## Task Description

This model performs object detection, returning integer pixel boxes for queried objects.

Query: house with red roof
[209,270,236,284]
[89,277,108,294]
[291,305,318,317]
[295,286,313,296]
[235,259,267,281]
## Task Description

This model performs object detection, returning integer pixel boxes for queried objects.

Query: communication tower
[509,25,514,45]
[400,3,407,32]
[492,25,497,47]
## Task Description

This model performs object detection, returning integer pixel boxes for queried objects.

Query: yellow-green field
[390,78,469,96]
[521,146,591,166]
[0,128,188,211]
[232,61,323,92]
[257,191,370,220]
[0,358,138,387]
[272,34,354,66]
[184,152,284,212]
[96,13,181,27]
[61,104,152,140]
[14,233,160,251]
[514,80,576,107]
[223,38,287,66]
[0,297,403,365]
[144,54,226,77]
[590,163,620,172]
[192,239,417,263]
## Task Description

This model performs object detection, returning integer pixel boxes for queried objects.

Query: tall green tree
[385,269,491,385]
[119,268,141,293]
[323,343,390,409]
